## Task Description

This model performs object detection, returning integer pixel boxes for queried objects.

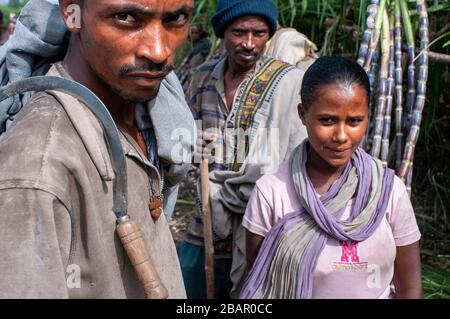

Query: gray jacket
[0,64,186,298]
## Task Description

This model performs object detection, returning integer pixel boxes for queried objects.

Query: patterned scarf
[240,141,395,298]
[231,58,293,171]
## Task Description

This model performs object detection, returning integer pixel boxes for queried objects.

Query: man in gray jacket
[0,0,195,298]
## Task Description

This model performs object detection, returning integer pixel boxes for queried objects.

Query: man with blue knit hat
[179,0,308,298]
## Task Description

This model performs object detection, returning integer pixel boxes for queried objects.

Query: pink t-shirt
[242,161,421,299]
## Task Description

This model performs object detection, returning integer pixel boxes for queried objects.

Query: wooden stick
[424,51,450,65]
[200,159,215,299]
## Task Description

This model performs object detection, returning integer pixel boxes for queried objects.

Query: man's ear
[298,103,307,126]
[59,0,82,32]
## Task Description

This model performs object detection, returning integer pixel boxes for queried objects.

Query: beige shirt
[0,64,186,298]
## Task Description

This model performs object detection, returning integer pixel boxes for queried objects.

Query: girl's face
[299,83,369,172]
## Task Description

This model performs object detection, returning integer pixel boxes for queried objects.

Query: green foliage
[437,31,450,48]
[0,5,21,25]
[422,265,450,299]
[8,0,25,9]
[0,0,27,25]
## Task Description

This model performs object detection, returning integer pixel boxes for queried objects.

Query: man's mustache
[119,63,174,78]
[236,47,258,56]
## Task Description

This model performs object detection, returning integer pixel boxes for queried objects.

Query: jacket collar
[46,62,116,181]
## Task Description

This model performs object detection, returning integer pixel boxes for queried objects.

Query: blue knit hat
[211,0,278,39]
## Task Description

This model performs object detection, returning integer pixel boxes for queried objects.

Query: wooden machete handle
[116,218,169,299]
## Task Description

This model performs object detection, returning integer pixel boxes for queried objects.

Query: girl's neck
[306,144,347,195]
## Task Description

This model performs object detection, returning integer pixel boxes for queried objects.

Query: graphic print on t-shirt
[332,241,368,271]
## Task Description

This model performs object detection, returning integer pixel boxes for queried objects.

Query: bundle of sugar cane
[358,0,429,196]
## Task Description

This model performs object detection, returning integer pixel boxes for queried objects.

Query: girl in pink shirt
[240,56,422,299]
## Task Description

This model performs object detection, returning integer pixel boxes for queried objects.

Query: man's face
[223,15,270,70]
[190,26,202,42]
[77,0,193,103]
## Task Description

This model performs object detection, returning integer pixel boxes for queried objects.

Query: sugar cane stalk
[398,0,429,194]
[406,0,429,194]
[357,1,379,66]
[360,1,383,151]
[370,7,390,158]
[400,0,416,133]
[364,47,380,152]
[381,7,396,165]
[394,0,404,171]
[364,0,387,74]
